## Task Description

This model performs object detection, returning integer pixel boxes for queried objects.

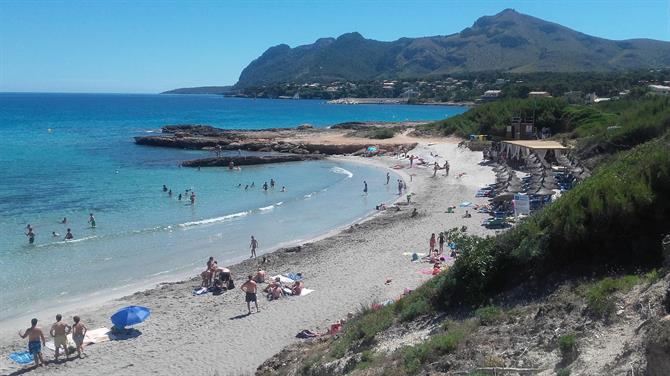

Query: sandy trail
[0,141,495,376]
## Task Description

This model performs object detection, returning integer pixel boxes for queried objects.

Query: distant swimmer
[386,172,390,185]
[244,185,249,191]
[250,182,255,188]
[281,186,286,192]
[249,235,258,259]
[263,182,268,191]
[270,179,275,188]
[88,213,96,228]
[363,180,368,195]
[26,227,35,244]
[190,192,196,205]
[237,184,242,188]
[52,231,60,238]
[162,185,168,192]
[61,217,67,224]
[64,229,74,240]
[178,193,182,201]
[168,189,172,197]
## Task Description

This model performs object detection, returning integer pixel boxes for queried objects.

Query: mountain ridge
[235,9,670,87]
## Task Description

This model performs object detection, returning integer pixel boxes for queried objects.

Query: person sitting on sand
[71,315,87,358]
[410,208,418,217]
[19,318,46,368]
[463,210,472,218]
[291,280,304,296]
[432,263,441,275]
[253,267,267,283]
[269,283,284,300]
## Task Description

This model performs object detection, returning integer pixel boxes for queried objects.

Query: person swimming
[162,184,168,192]
[281,186,286,192]
[168,189,172,197]
[61,217,67,224]
[52,231,59,238]
[244,185,249,190]
[178,193,182,201]
[250,182,255,188]
[64,229,73,240]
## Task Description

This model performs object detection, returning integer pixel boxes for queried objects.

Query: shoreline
[0,140,496,376]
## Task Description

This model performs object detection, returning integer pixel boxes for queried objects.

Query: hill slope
[237,9,670,87]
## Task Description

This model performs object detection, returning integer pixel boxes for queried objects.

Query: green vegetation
[402,326,468,374]
[556,368,571,376]
[558,333,577,355]
[368,128,396,139]
[474,305,505,325]
[329,305,394,359]
[579,271,662,317]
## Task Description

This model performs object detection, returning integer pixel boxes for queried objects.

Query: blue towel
[9,351,34,365]
[285,273,303,281]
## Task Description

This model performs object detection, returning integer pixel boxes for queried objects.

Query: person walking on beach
[363,180,368,195]
[429,233,436,253]
[386,172,390,185]
[433,162,439,177]
[50,314,71,361]
[409,155,415,168]
[19,318,45,368]
[444,161,450,176]
[438,232,446,254]
[397,179,403,195]
[250,235,258,258]
[241,275,259,314]
[88,213,96,228]
[71,316,87,358]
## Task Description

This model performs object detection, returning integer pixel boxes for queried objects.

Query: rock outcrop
[181,155,324,168]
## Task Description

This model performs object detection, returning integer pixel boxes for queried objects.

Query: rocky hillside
[236,9,670,87]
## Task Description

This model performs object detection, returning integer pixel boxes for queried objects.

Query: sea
[0,93,466,323]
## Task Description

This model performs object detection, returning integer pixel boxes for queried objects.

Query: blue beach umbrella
[111,306,151,328]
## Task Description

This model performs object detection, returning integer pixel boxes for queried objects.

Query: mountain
[162,86,233,94]
[236,9,670,87]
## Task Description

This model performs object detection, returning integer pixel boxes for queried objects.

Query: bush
[556,368,571,376]
[559,333,577,355]
[474,305,504,325]
[330,305,395,358]
[369,128,396,139]
[582,275,640,317]
[402,331,465,374]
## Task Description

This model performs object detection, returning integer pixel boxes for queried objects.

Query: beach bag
[227,279,235,290]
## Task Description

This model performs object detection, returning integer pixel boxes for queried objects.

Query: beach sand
[0,141,495,376]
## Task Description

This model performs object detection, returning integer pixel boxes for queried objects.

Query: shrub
[582,275,640,317]
[330,305,395,358]
[556,368,571,376]
[402,330,465,374]
[559,333,577,355]
[474,305,504,325]
[369,128,396,139]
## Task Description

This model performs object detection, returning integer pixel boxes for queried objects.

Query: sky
[1,0,669,93]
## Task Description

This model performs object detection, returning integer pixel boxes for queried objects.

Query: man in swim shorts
[71,315,87,358]
[88,213,96,228]
[249,235,258,259]
[19,318,45,368]
[241,275,259,314]
[50,313,71,360]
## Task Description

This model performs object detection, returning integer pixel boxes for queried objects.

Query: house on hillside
[528,91,551,98]
[649,84,670,96]
[481,90,502,101]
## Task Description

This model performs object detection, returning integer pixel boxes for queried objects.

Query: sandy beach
[0,140,496,376]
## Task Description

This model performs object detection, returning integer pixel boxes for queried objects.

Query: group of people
[18,314,88,368]
[424,232,458,274]
[24,213,96,244]
[163,185,196,204]
[238,179,286,192]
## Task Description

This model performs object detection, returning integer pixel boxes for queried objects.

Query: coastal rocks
[181,155,325,167]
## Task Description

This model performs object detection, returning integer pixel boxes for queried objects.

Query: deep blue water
[0,93,466,321]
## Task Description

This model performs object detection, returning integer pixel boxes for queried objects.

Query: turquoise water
[0,93,466,321]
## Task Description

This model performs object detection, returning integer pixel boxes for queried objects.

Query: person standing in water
[162,184,168,192]
[249,235,258,258]
[61,217,67,224]
[26,226,35,244]
[397,179,403,195]
[386,172,390,185]
[263,182,268,191]
[65,228,74,240]
[270,179,275,189]
[168,189,172,197]
[88,213,96,228]
[178,193,182,201]
[363,180,368,195]
[19,318,45,368]
[190,192,196,205]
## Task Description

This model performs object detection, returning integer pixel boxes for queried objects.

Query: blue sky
[1,0,669,93]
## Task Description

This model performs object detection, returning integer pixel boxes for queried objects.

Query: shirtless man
[64,228,74,240]
[241,275,259,314]
[50,314,71,360]
[386,172,390,185]
[71,315,87,358]
[19,318,45,368]
[253,267,267,283]
[26,227,35,244]
[249,236,258,259]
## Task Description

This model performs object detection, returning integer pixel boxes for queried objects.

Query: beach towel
[83,328,111,345]
[419,268,434,275]
[193,287,209,295]
[271,275,295,285]
[459,201,472,207]
[285,273,303,281]
[296,329,319,339]
[300,288,314,296]
[9,351,33,365]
